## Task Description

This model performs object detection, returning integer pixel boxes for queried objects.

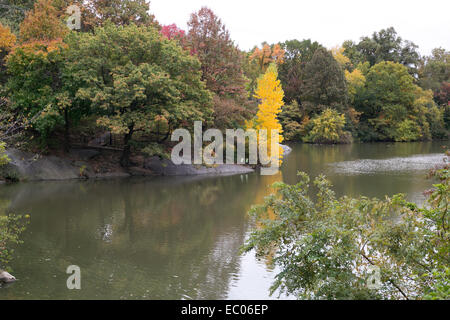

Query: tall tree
[187,7,250,129]
[278,39,323,104]
[0,22,16,51]
[247,63,284,165]
[300,47,348,116]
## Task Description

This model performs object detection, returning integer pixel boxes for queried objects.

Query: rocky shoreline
[0,145,292,182]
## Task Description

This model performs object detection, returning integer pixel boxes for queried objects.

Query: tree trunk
[64,109,70,153]
[120,124,134,167]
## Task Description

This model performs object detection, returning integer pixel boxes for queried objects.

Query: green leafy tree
[0,214,29,270]
[0,141,9,165]
[6,39,70,144]
[64,23,213,166]
[279,100,307,141]
[244,168,449,300]
[355,61,444,142]
[343,27,420,76]
[84,0,156,27]
[0,144,28,270]
[0,0,34,34]
[50,0,158,32]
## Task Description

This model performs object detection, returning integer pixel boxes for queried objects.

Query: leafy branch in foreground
[0,214,29,271]
[243,169,449,300]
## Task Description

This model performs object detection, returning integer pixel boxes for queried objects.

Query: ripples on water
[330,154,445,175]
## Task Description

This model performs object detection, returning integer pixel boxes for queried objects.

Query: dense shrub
[303,109,352,144]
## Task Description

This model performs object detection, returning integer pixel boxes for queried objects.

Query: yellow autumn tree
[331,46,350,68]
[345,68,366,101]
[0,23,17,52]
[0,23,17,84]
[247,63,284,166]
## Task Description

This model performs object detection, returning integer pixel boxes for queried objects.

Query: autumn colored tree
[345,64,367,103]
[160,24,188,50]
[247,64,284,165]
[436,82,449,107]
[187,7,251,129]
[244,43,285,98]
[250,43,285,73]
[0,23,17,50]
[331,46,350,69]
[5,0,77,147]
[64,23,212,166]
[19,0,68,42]
[303,108,352,144]
[161,24,185,40]
[0,23,16,84]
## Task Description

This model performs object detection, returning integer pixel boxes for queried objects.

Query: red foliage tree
[187,7,252,128]
[435,82,450,106]
[161,24,185,40]
[160,24,188,51]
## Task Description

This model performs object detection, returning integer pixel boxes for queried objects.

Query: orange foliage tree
[19,0,68,42]
[0,23,17,52]
[0,23,17,84]
[250,43,285,73]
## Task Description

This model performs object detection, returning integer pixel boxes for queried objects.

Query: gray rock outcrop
[144,157,254,176]
[0,270,16,283]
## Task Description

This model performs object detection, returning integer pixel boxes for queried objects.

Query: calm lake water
[0,142,447,300]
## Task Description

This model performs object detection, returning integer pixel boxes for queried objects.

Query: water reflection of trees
[0,174,278,299]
